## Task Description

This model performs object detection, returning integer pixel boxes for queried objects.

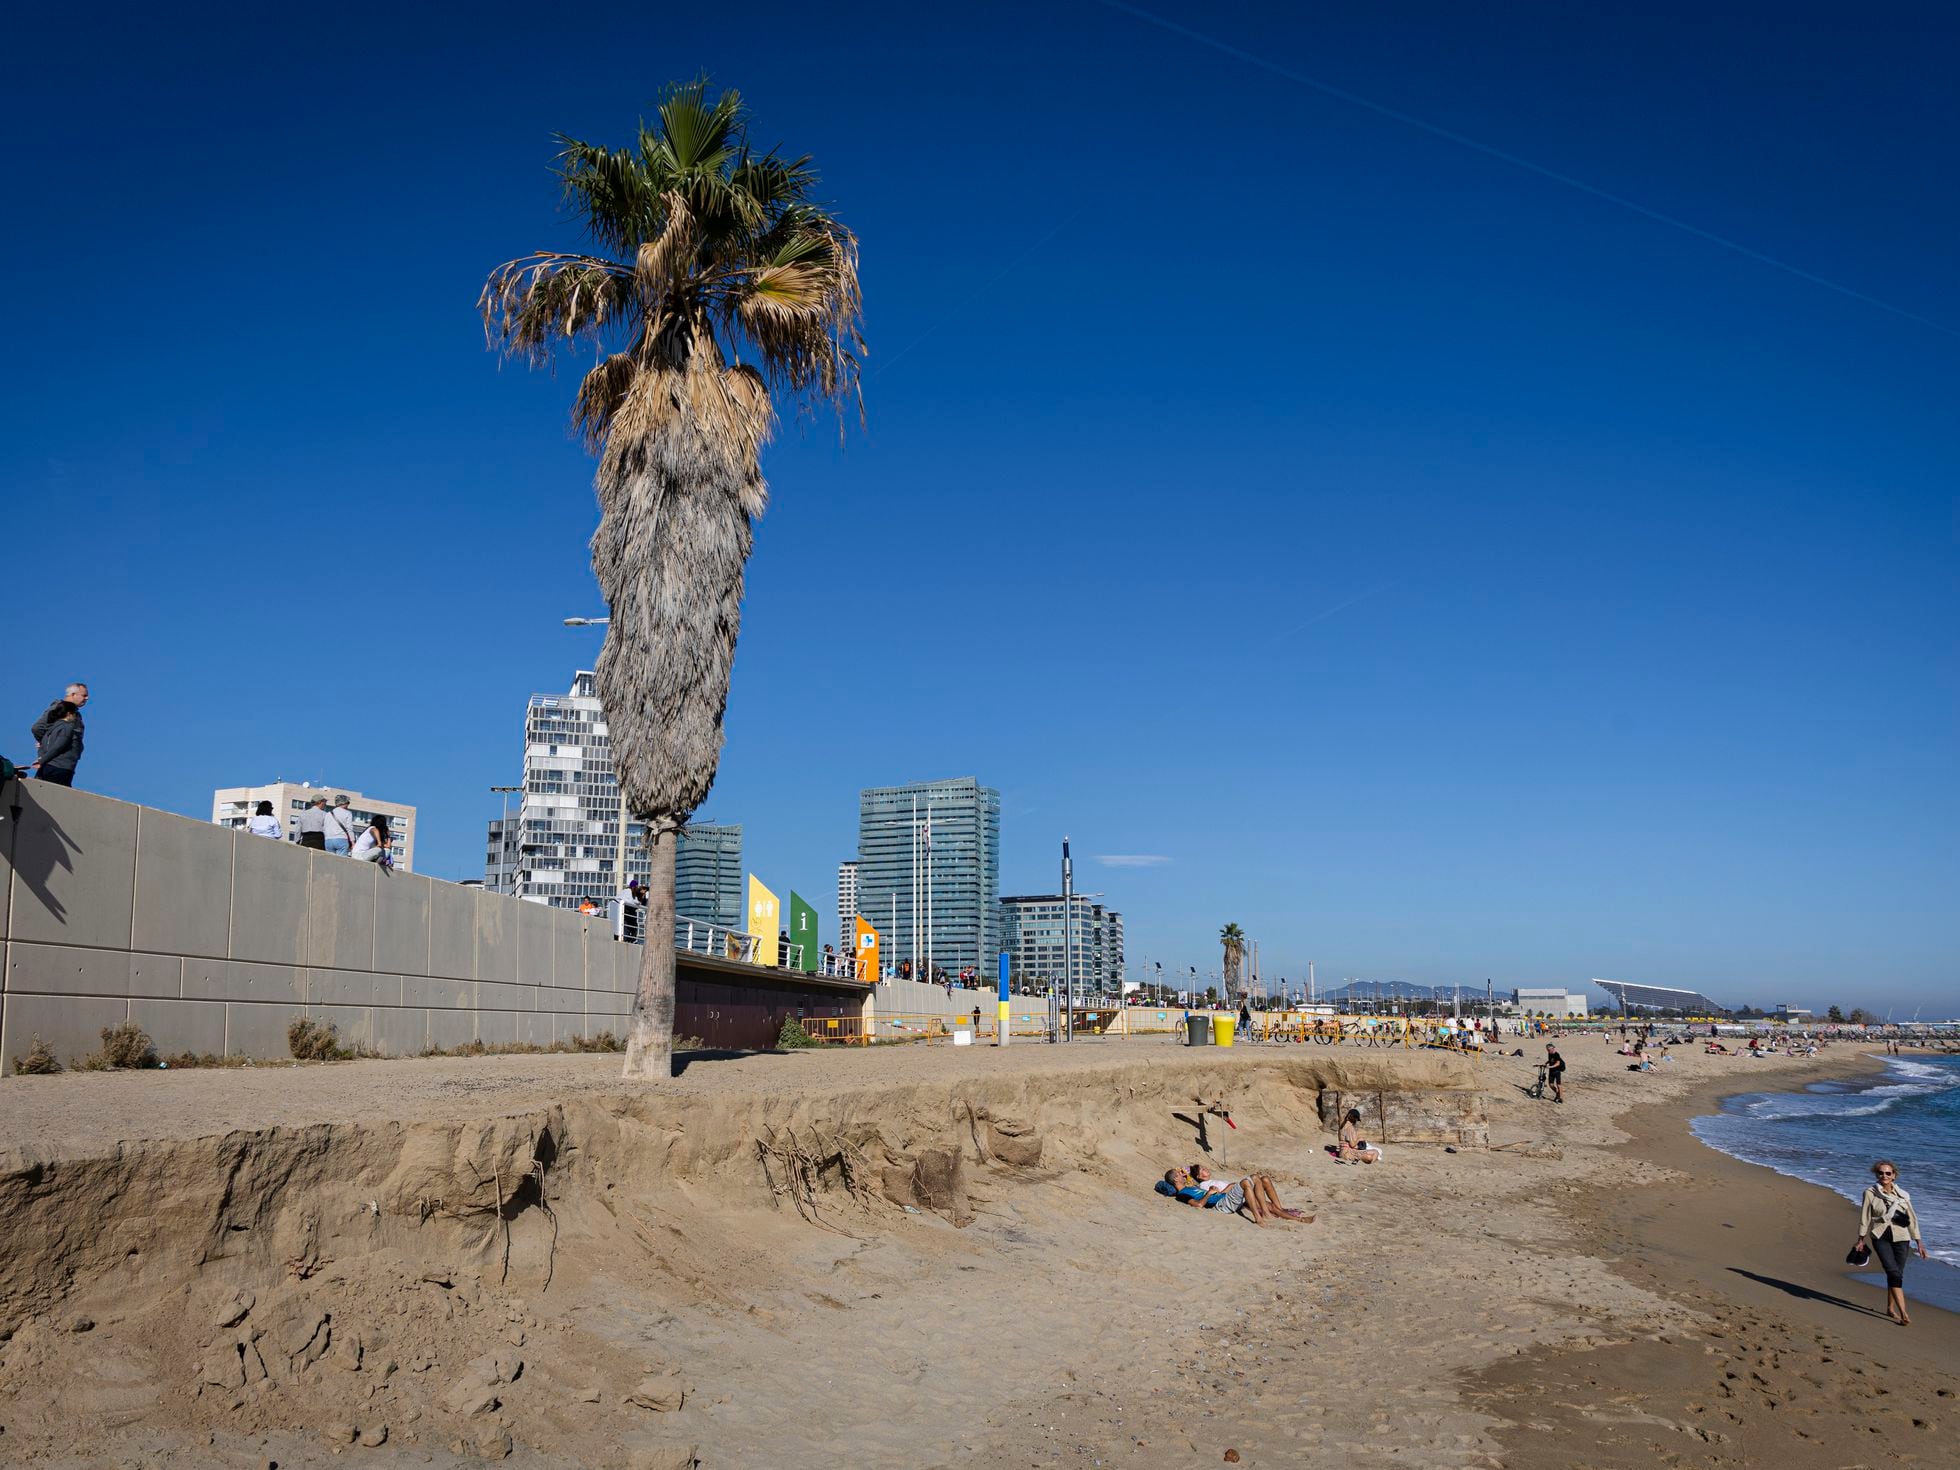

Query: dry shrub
[287,1017,353,1062]
[163,1051,256,1069]
[416,1030,629,1060]
[13,1036,61,1075]
[75,1022,157,1071]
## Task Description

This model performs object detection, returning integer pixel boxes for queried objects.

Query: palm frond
[479,252,635,364]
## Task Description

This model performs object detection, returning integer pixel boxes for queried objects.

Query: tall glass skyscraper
[856,778,1000,976]
[675,823,743,929]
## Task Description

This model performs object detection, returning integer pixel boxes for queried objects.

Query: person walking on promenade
[296,795,329,850]
[246,800,283,839]
[25,683,88,786]
[350,812,391,865]
[1545,1043,1566,1104]
[324,796,357,855]
[1856,1159,1927,1326]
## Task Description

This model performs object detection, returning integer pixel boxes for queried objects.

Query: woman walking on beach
[1855,1159,1926,1325]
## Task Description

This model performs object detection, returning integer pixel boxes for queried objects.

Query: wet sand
[1473,1048,1957,1468]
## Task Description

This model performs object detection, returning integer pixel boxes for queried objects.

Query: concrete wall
[869,977,1206,1037]
[0,781,639,1073]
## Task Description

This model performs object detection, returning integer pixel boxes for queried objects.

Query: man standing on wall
[296,795,330,851]
[25,682,88,787]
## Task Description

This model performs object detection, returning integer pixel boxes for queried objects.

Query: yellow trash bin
[1214,1015,1236,1048]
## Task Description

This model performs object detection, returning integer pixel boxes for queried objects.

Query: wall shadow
[4,778,79,924]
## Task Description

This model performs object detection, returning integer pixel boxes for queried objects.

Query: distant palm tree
[481,81,864,1079]
[1219,923,1245,1003]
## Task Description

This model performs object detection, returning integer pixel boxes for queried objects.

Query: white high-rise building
[484,671,645,909]
[213,782,416,871]
[837,860,859,945]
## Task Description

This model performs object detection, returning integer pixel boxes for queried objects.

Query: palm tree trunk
[622,827,677,1079]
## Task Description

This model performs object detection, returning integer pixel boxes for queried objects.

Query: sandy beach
[0,1037,1950,1468]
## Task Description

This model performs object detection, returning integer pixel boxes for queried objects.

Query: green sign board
[788,890,820,973]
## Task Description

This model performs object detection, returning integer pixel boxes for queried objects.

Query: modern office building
[855,778,1000,976]
[837,860,859,947]
[483,670,647,910]
[675,823,742,929]
[999,894,1125,993]
[213,782,416,871]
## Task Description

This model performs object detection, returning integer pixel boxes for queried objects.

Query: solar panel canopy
[1593,979,1726,1013]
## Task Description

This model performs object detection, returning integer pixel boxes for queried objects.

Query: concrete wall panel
[7,783,137,950]
[476,979,535,1013]
[371,1006,427,1058]
[517,903,550,988]
[477,892,517,986]
[129,952,185,998]
[0,784,14,940]
[307,1004,373,1050]
[540,982,582,1015]
[130,996,228,1059]
[374,873,431,976]
[427,1009,476,1051]
[428,882,476,981]
[548,907,586,990]
[403,975,472,1009]
[588,988,635,1019]
[132,809,234,959]
[6,942,136,997]
[475,1009,519,1047]
[306,856,376,971]
[221,1001,307,1058]
[184,959,305,1004]
[0,990,130,1074]
[514,1009,551,1046]
[552,1012,598,1044]
[229,832,310,965]
[596,940,635,994]
[309,968,401,1008]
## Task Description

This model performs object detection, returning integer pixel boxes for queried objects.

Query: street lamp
[490,785,522,897]
[563,617,610,627]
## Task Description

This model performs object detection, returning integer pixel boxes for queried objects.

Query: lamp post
[491,785,522,897]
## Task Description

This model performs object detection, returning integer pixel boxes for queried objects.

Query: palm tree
[481,81,864,1079]
[1218,923,1245,1003]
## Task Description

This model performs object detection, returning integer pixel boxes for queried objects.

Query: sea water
[1691,1053,1960,1313]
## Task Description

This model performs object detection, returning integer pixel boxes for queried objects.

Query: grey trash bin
[1186,1015,1213,1047]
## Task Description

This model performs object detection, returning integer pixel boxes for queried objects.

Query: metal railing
[603,903,878,984]
[675,917,759,964]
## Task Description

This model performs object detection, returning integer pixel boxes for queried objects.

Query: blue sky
[2,1,1953,1014]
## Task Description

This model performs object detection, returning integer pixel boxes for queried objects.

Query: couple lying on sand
[1157,1164,1313,1225]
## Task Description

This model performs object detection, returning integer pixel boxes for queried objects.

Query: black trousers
[1872,1233,1913,1289]
[298,832,327,850]
[35,767,75,787]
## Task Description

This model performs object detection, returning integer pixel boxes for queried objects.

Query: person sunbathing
[1337,1109,1382,1163]
[1158,1167,1209,1203]
[1189,1164,1312,1222]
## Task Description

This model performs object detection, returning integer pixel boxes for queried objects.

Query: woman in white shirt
[350,814,391,865]
[1856,1159,1927,1326]
[246,801,283,840]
